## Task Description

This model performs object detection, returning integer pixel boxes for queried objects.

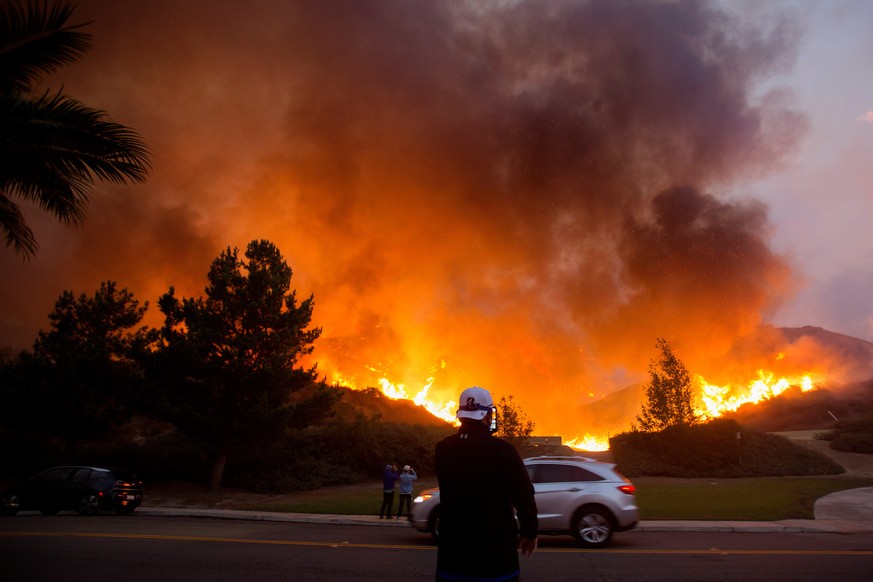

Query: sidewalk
[136,486,873,534]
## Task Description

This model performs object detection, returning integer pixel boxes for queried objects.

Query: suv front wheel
[78,494,100,515]
[572,506,614,548]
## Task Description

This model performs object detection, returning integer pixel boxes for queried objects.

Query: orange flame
[331,368,458,425]
[565,434,611,452]
[330,360,820,453]
[375,376,458,424]
[695,370,817,420]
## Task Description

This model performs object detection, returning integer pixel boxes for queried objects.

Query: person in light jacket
[396,465,417,519]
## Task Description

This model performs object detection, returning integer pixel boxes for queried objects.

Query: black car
[0,466,144,516]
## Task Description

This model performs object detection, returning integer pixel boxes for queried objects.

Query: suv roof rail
[525,455,597,463]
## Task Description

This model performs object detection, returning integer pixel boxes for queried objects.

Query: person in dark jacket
[434,386,538,582]
[379,463,399,519]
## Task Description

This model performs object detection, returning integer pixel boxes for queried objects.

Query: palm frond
[0,193,38,258]
[0,91,151,252]
[0,1,93,94]
[1,91,151,187]
[0,2,151,259]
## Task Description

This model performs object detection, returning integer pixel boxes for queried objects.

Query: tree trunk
[208,450,228,493]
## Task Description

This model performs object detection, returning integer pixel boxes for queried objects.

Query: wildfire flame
[375,376,458,424]
[695,370,817,420]
[565,434,611,452]
[331,368,458,424]
[329,361,819,454]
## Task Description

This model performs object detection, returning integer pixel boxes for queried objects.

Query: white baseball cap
[456,386,495,420]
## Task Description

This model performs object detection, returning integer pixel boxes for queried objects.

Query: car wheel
[39,507,60,515]
[429,507,441,541]
[78,494,100,515]
[0,494,21,516]
[571,506,614,548]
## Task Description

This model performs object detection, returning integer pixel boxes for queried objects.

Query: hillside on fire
[1,317,871,491]
[317,385,452,427]
[575,326,873,440]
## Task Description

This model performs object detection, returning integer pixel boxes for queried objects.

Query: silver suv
[409,455,638,548]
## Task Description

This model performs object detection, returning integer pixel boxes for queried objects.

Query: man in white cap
[434,386,538,582]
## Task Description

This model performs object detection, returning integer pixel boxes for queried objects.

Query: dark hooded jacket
[434,419,538,581]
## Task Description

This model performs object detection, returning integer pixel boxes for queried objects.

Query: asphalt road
[2,515,873,581]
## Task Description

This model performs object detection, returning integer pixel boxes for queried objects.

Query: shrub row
[819,411,873,454]
[610,418,844,478]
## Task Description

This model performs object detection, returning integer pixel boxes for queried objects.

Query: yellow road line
[1,531,430,550]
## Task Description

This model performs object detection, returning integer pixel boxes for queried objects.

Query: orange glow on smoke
[695,371,817,420]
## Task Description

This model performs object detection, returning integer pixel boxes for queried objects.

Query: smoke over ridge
[1,0,808,436]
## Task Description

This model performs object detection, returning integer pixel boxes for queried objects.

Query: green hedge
[610,418,844,477]
[822,412,873,454]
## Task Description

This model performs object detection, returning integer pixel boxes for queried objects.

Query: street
[2,515,872,581]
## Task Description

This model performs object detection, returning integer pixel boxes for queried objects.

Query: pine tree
[149,240,336,491]
[636,338,698,432]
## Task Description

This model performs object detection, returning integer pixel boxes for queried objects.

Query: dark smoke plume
[0,0,806,436]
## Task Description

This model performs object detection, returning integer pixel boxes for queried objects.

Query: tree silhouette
[495,394,535,438]
[636,338,698,432]
[0,0,150,257]
[2,281,151,455]
[149,240,333,491]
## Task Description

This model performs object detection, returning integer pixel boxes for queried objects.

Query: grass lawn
[245,476,873,521]
[633,476,873,520]
[249,478,440,516]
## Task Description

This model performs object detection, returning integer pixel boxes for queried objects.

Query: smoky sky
[1,0,811,435]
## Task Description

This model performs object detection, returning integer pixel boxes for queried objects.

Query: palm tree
[0,1,150,258]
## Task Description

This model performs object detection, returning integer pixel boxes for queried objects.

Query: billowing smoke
[1,0,808,436]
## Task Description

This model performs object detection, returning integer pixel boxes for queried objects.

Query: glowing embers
[696,371,817,420]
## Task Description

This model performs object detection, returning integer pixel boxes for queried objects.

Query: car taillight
[617,484,635,495]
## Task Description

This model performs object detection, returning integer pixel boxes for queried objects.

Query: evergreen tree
[2,281,151,454]
[495,394,535,438]
[149,239,336,491]
[636,338,698,432]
